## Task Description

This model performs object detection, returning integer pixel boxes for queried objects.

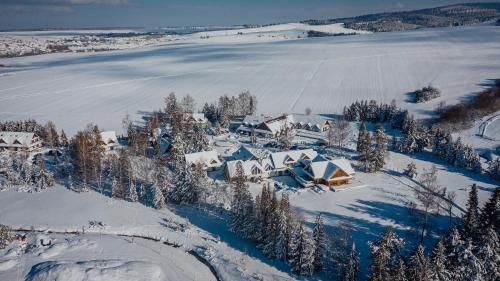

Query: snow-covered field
[1,24,499,134]
[1,233,215,281]
[0,185,293,281]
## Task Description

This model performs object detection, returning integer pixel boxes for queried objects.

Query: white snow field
[1,24,499,134]
[1,233,214,281]
[0,186,293,281]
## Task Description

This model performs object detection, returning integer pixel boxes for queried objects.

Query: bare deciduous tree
[414,165,441,243]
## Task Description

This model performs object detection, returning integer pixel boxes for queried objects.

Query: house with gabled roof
[231,145,271,161]
[269,149,318,174]
[292,114,331,132]
[0,131,42,152]
[224,158,274,182]
[100,131,120,151]
[184,113,208,125]
[185,150,223,171]
[292,158,355,188]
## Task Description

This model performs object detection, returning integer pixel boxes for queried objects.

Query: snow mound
[26,260,165,281]
[0,259,18,272]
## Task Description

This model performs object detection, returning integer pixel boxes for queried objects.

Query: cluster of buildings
[1,112,355,190]
[236,113,332,138]
[185,145,355,190]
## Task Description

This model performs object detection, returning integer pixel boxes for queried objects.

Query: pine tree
[169,124,185,171]
[479,186,499,233]
[262,190,279,258]
[488,158,500,180]
[288,220,315,277]
[429,240,451,281]
[129,180,138,202]
[368,230,405,281]
[391,258,408,281]
[359,131,372,172]
[60,129,69,148]
[312,213,325,272]
[404,162,418,178]
[356,121,369,152]
[475,226,500,280]
[407,245,431,281]
[441,227,463,277]
[463,184,479,239]
[371,125,388,172]
[345,242,359,281]
[111,178,120,199]
[20,161,32,186]
[34,158,54,190]
[0,224,12,249]
[153,184,166,209]
[229,162,254,240]
[275,193,290,261]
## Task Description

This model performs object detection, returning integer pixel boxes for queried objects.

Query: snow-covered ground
[1,24,499,134]
[1,233,216,281]
[0,185,294,281]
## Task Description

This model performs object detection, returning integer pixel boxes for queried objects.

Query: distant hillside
[302,3,500,32]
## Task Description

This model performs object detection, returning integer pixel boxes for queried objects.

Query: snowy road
[1,25,500,134]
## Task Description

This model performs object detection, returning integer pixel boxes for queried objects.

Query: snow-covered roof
[291,114,329,127]
[241,115,271,127]
[0,131,40,148]
[225,158,274,178]
[270,149,318,169]
[184,113,208,123]
[185,150,222,169]
[258,114,294,135]
[305,158,355,181]
[233,145,271,161]
[100,131,118,146]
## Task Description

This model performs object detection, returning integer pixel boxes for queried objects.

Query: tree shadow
[297,199,454,279]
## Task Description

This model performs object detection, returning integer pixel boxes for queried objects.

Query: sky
[0,0,499,30]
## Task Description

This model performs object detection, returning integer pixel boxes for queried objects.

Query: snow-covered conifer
[344,242,359,281]
[371,125,388,172]
[479,186,499,232]
[129,180,138,202]
[356,121,369,153]
[288,220,315,276]
[153,184,166,209]
[368,230,405,281]
[430,240,451,281]
[391,258,408,281]
[229,162,254,240]
[312,213,325,272]
[463,184,479,239]
[0,224,12,249]
[404,162,418,178]
[407,245,431,281]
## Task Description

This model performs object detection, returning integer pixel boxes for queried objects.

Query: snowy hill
[1,24,499,135]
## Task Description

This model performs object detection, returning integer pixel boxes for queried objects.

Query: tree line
[346,99,497,180]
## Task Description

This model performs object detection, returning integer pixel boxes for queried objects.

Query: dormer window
[0,139,6,144]
[13,139,22,145]
[251,165,261,175]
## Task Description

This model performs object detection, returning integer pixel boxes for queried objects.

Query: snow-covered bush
[0,224,12,249]
[414,86,441,103]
